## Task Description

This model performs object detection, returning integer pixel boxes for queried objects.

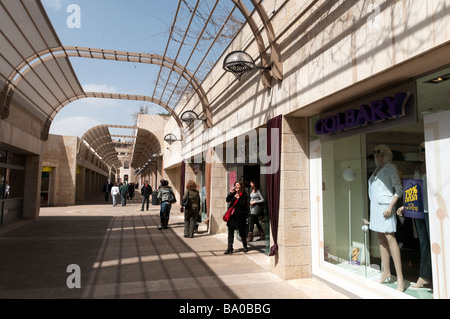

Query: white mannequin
[368,144,405,292]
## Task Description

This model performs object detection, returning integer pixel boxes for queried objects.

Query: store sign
[403,179,425,219]
[315,92,410,135]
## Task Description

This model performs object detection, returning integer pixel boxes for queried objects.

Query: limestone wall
[165,0,450,160]
[160,0,450,280]
[42,135,78,206]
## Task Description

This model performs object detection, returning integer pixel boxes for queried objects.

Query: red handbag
[223,206,235,222]
[223,193,241,222]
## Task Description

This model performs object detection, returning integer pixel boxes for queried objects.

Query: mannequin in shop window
[368,144,405,292]
[397,142,432,289]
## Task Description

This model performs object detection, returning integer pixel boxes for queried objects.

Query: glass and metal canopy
[1,0,287,170]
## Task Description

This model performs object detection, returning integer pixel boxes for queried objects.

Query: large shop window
[321,130,431,299]
[317,66,450,299]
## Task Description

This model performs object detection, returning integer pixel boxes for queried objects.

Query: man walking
[140,181,153,211]
[103,181,110,201]
[119,182,128,206]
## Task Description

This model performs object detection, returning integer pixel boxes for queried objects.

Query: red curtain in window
[266,115,282,256]
[180,161,185,200]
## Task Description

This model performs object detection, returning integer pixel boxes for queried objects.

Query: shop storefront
[0,149,26,226]
[223,126,273,255]
[309,66,450,299]
[40,167,53,206]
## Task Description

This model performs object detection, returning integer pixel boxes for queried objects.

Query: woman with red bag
[224,181,249,254]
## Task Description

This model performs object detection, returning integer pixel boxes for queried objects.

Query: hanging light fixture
[180,110,206,124]
[223,50,270,81]
[164,133,182,145]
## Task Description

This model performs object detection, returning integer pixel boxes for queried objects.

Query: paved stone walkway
[0,194,350,301]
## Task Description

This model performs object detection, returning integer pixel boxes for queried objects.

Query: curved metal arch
[77,124,163,172]
[40,92,183,141]
[231,0,283,87]
[131,127,162,170]
[4,46,211,127]
[77,124,136,154]
[77,124,119,166]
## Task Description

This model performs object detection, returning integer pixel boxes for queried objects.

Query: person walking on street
[103,181,111,201]
[140,181,153,211]
[182,180,201,238]
[119,182,128,206]
[247,180,265,242]
[128,182,135,200]
[111,183,119,207]
[224,181,248,254]
[157,179,176,230]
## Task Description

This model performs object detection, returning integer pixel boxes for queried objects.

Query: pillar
[271,116,311,279]
[208,149,228,234]
[22,154,42,220]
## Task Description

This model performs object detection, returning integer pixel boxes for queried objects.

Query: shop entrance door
[40,171,51,206]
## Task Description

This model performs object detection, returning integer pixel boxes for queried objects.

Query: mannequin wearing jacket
[368,144,404,292]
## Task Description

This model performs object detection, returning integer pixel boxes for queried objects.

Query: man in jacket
[119,182,128,206]
[157,179,176,230]
[140,181,153,211]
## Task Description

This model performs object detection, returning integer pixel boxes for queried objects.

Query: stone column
[76,166,85,202]
[270,116,311,280]
[208,149,228,234]
[22,154,42,220]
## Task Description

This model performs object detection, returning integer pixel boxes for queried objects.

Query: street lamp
[223,50,271,81]
[164,133,182,145]
[180,110,206,124]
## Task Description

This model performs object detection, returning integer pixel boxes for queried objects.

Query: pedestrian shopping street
[0,192,349,300]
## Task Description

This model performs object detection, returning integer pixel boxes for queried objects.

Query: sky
[41,0,206,138]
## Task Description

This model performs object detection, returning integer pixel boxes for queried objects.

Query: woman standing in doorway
[247,180,265,242]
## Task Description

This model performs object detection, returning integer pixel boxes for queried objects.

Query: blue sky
[43,0,183,138]
[42,0,241,138]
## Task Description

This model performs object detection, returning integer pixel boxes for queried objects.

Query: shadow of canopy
[0,213,238,299]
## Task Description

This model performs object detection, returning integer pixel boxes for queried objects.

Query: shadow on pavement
[0,213,238,299]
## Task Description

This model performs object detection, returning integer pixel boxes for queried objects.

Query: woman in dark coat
[224,181,248,254]
[182,180,201,238]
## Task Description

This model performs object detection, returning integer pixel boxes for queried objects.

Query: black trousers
[141,196,150,210]
[248,214,263,233]
[227,226,247,248]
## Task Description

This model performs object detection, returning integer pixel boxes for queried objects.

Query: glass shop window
[321,122,434,299]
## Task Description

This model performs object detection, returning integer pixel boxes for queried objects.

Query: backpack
[168,190,177,203]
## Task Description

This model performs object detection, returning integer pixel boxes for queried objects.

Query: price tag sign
[403,179,425,219]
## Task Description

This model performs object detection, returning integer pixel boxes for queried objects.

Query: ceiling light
[425,73,450,84]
